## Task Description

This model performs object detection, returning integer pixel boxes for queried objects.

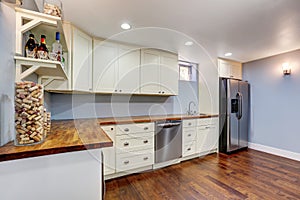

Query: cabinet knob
[205,126,209,129]
[188,123,192,126]
[188,134,192,137]
[144,127,149,130]
[115,89,118,92]
[158,91,161,94]
[143,140,149,144]
[124,142,129,146]
[124,161,130,165]
[110,128,114,131]
[187,148,191,151]
[124,128,129,132]
[162,91,165,94]
[119,90,122,92]
[143,157,149,161]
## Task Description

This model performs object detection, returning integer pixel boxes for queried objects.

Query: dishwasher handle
[157,122,181,128]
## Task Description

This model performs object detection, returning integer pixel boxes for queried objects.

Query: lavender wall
[243,49,300,153]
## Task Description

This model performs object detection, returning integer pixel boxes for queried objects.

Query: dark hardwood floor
[105,149,300,200]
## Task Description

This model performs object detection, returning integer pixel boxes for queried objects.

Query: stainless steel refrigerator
[219,78,249,153]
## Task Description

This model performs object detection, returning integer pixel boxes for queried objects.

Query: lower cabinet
[182,117,219,160]
[101,125,116,176]
[103,118,218,179]
[196,118,219,153]
[103,122,154,178]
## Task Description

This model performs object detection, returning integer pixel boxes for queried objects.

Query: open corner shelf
[15,7,65,55]
[15,56,67,83]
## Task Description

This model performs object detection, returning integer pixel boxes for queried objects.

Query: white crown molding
[248,142,300,162]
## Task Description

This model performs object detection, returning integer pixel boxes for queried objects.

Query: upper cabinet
[218,58,242,80]
[93,40,140,94]
[72,27,93,92]
[41,23,93,92]
[141,49,178,95]
[94,43,179,95]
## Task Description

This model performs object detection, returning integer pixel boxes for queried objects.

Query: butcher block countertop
[0,114,217,162]
[98,114,218,125]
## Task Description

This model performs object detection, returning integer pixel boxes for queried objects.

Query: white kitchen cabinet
[115,123,154,173]
[93,40,118,93]
[182,119,197,158]
[72,27,93,92]
[101,125,116,176]
[116,45,140,94]
[141,49,179,95]
[218,58,242,80]
[42,23,93,92]
[196,118,219,153]
[93,40,140,94]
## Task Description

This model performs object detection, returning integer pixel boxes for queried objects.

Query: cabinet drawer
[183,141,197,157]
[116,123,154,135]
[183,127,197,143]
[183,119,197,128]
[197,118,218,126]
[116,132,154,153]
[116,150,154,172]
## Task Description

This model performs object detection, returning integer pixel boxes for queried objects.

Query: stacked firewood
[15,81,50,145]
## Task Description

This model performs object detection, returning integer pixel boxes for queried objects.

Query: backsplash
[50,81,199,120]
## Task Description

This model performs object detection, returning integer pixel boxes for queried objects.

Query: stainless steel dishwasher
[155,120,182,164]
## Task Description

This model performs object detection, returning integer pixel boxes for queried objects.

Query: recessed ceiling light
[121,23,131,30]
[184,41,193,46]
[224,52,233,57]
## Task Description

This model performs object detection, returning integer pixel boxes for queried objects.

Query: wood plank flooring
[105,149,300,200]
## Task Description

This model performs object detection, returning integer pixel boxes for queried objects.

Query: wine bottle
[37,35,49,60]
[24,34,37,58]
[52,32,63,62]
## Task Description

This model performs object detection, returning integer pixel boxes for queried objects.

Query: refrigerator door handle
[237,92,243,119]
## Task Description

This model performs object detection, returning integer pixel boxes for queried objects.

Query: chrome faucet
[187,101,196,115]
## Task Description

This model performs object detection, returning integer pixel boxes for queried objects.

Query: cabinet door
[117,45,140,94]
[72,28,93,91]
[197,125,218,153]
[160,52,179,95]
[218,59,231,79]
[93,40,118,93]
[101,125,116,176]
[140,49,161,94]
[230,62,242,80]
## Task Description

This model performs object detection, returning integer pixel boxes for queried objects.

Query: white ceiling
[60,0,300,63]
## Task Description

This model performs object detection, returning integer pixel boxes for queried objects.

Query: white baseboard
[248,142,300,162]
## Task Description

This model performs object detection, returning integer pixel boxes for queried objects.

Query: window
[179,65,192,81]
[179,61,198,82]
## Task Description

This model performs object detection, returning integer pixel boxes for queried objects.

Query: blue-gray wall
[243,49,300,153]
[51,80,198,120]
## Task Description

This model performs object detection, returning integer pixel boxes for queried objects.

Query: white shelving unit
[14,7,68,85]
[15,56,67,82]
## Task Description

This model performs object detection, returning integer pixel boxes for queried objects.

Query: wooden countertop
[0,119,113,162]
[0,114,218,162]
[99,114,219,125]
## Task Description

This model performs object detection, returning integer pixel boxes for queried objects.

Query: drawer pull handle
[205,127,209,129]
[143,140,149,144]
[124,142,129,146]
[110,128,114,131]
[124,128,129,132]
[143,157,149,161]
[144,127,149,130]
[187,148,191,151]
[124,161,130,165]
[188,123,192,126]
[188,134,192,137]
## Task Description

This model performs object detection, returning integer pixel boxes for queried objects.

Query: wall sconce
[282,63,291,76]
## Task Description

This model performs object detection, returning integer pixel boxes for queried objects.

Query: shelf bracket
[15,8,58,55]
[38,76,65,87]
